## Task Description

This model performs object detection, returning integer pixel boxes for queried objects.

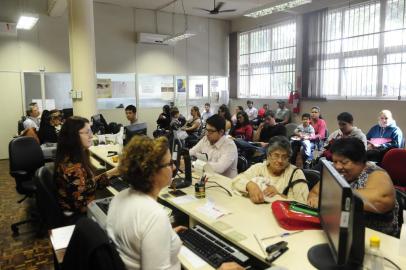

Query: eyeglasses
[268,153,289,162]
[205,128,218,134]
[79,130,93,136]
[311,111,319,113]
[159,160,174,168]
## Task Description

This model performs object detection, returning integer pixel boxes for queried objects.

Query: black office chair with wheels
[9,136,44,236]
[34,164,66,234]
[303,169,320,191]
[62,217,125,270]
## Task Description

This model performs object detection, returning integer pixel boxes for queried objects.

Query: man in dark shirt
[254,110,287,147]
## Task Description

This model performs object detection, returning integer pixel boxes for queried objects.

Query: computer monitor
[307,158,364,269]
[62,108,73,119]
[124,123,147,145]
[91,114,109,134]
[170,138,192,189]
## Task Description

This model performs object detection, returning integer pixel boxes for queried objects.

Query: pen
[253,233,267,256]
[261,230,303,241]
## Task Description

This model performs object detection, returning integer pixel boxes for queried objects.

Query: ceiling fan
[193,0,236,15]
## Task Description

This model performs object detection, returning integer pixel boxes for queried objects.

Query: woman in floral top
[55,116,118,214]
[308,137,399,236]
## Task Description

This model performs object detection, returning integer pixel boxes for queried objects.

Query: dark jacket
[366,121,403,149]
[62,217,125,270]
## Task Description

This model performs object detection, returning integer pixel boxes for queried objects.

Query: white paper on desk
[179,246,207,268]
[171,195,197,205]
[50,225,75,250]
[196,200,231,220]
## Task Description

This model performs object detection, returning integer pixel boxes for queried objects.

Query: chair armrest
[10,170,28,178]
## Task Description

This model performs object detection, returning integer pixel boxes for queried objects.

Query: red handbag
[271,200,321,230]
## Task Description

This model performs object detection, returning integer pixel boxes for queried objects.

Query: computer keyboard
[95,197,113,215]
[178,225,249,268]
[109,176,129,192]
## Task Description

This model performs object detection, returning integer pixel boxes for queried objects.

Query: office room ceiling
[94,0,346,20]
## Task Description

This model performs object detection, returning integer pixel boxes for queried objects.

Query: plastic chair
[381,148,406,192]
[9,136,44,236]
[285,123,298,139]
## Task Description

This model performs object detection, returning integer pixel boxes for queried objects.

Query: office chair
[303,169,320,191]
[62,217,125,270]
[34,164,65,234]
[381,148,406,192]
[9,136,45,236]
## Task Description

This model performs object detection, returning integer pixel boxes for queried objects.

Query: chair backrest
[395,188,406,227]
[62,217,125,270]
[34,164,65,230]
[17,116,26,134]
[381,148,406,187]
[9,137,44,194]
[303,169,321,190]
[237,155,249,173]
[285,123,298,139]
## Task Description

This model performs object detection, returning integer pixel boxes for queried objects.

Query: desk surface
[93,144,406,269]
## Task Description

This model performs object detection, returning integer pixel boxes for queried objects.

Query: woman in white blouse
[107,135,244,270]
[232,136,309,204]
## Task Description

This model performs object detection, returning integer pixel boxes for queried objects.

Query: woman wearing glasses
[232,136,309,204]
[55,116,118,216]
[107,135,243,270]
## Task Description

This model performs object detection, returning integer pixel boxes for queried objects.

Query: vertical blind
[308,0,406,99]
[238,20,296,98]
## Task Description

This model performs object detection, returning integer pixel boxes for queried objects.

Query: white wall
[0,0,230,158]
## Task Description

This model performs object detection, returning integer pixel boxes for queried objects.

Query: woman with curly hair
[107,135,243,270]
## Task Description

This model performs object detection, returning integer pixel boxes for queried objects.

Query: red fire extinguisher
[288,90,300,114]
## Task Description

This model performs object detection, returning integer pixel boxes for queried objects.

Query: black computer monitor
[91,114,109,134]
[170,138,192,189]
[62,108,73,119]
[308,158,364,269]
[124,123,147,145]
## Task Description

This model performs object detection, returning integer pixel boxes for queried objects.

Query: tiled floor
[0,160,54,270]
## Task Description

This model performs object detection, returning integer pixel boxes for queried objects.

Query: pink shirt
[311,118,327,140]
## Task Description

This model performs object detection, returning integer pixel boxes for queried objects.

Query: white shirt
[107,189,181,270]
[245,107,258,121]
[23,116,40,131]
[189,135,238,178]
[201,111,213,123]
[232,162,309,204]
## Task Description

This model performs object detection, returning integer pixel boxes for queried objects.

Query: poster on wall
[195,84,203,97]
[96,79,112,98]
[161,86,174,100]
[177,79,186,93]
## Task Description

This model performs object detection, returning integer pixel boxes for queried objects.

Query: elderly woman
[308,137,399,236]
[107,135,243,270]
[366,110,403,163]
[232,136,309,204]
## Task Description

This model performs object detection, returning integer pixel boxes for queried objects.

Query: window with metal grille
[309,0,406,99]
[238,20,296,98]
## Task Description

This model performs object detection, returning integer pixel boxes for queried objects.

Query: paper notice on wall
[177,78,186,93]
[161,86,174,100]
[96,78,112,98]
[195,84,203,97]
[32,99,56,111]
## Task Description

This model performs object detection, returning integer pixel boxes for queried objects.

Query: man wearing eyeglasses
[189,114,238,178]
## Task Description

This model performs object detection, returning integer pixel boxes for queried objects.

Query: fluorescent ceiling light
[244,0,312,18]
[16,14,39,30]
[164,31,196,44]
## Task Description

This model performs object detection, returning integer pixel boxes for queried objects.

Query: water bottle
[365,236,384,270]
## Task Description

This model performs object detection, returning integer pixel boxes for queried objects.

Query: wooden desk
[89,144,120,168]
[91,145,406,269]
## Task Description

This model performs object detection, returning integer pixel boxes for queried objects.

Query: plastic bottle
[400,210,406,256]
[366,236,384,270]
